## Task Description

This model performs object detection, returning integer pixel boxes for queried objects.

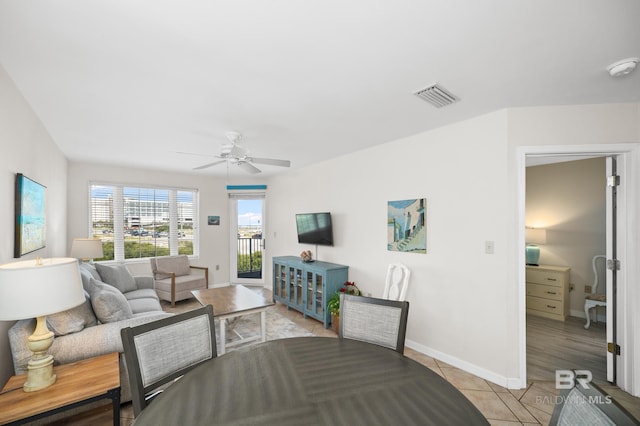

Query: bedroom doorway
[518,143,637,395]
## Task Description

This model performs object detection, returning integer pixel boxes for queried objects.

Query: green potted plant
[328,281,361,333]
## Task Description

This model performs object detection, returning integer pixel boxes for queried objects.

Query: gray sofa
[8,262,172,404]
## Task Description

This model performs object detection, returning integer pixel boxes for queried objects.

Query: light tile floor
[50,299,640,426]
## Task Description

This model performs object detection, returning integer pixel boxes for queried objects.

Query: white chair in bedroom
[584,255,607,329]
[383,263,410,301]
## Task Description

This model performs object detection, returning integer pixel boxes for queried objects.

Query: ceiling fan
[182,131,291,174]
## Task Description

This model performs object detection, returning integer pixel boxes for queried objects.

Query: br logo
[556,370,592,389]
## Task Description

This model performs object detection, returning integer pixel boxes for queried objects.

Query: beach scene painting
[15,173,46,257]
[387,198,426,253]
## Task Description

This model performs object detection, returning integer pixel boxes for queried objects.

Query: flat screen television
[296,212,334,246]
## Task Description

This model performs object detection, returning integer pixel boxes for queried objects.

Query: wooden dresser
[526,264,570,321]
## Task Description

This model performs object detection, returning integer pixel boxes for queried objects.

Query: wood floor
[527,313,607,383]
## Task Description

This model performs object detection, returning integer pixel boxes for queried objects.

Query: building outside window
[89,183,198,262]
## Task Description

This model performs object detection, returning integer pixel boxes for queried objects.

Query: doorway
[525,156,608,383]
[229,193,265,286]
[517,143,638,396]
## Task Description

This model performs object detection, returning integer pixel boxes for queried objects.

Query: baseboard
[405,339,523,390]
[570,309,606,323]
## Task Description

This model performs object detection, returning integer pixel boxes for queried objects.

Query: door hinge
[608,342,621,355]
[607,175,620,187]
[607,259,621,271]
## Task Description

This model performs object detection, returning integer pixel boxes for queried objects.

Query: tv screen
[296,212,334,246]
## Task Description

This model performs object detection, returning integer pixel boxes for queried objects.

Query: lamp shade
[0,258,85,320]
[525,228,547,245]
[70,238,104,260]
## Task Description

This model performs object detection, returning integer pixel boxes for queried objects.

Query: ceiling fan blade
[249,157,291,167]
[236,161,262,174]
[193,160,226,170]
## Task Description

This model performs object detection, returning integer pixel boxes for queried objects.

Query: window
[89,183,198,262]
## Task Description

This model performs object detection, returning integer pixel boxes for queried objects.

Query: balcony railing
[237,237,262,278]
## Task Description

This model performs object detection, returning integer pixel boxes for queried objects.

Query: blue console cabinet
[273,256,348,328]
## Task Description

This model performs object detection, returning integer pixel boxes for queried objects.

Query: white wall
[66,162,237,282]
[0,64,69,384]
[267,110,515,383]
[267,103,640,388]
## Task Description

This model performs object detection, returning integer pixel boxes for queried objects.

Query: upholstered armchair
[150,255,209,306]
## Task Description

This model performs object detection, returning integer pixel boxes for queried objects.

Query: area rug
[162,299,314,354]
[221,308,314,352]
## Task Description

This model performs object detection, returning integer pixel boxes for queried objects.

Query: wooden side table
[0,352,121,426]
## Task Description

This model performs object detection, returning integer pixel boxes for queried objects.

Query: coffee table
[191,285,275,354]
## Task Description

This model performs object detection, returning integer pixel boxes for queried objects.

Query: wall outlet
[216,264,220,271]
[484,241,495,254]
[585,285,592,294]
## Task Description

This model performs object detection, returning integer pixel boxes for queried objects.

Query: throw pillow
[95,263,137,293]
[89,278,133,323]
[46,290,98,336]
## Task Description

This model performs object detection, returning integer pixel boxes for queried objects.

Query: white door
[229,193,265,286]
[605,156,618,383]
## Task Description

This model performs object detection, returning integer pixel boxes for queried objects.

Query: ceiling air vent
[414,83,459,108]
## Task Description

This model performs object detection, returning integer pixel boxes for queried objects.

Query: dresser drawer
[527,296,563,315]
[526,269,565,287]
[526,283,562,301]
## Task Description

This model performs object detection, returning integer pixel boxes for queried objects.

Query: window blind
[88,183,198,262]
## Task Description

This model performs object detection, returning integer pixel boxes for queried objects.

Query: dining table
[132,337,489,426]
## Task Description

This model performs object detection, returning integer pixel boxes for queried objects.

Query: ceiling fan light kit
[607,57,639,77]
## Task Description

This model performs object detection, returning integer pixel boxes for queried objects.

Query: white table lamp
[70,238,104,262]
[0,258,85,392]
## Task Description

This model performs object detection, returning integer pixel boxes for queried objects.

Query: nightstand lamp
[525,228,547,266]
[0,258,85,392]
[70,238,103,262]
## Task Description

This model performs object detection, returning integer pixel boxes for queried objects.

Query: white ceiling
[1,0,639,177]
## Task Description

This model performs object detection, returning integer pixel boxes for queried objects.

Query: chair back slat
[121,305,217,416]
[134,315,214,386]
[339,294,409,353]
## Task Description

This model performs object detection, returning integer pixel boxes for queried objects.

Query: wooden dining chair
[584,255,607,329]
[382,263,411,301]
[339,293,409,354]
[549,377,639,425]
[120,305,217,416]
